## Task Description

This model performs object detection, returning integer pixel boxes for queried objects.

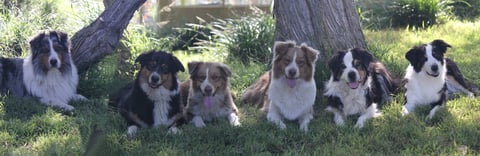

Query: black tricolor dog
[402,39,478,120]
[324,48,399,128]
[0,30,85,111]
[109,50,185,136]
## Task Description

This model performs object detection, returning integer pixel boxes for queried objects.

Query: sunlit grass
[0,2,480,153]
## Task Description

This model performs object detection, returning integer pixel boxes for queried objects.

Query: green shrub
[356,0,457,29]
[390,0,439,27]
[0,0,101,57]
[184,7,275,64]
[449,0,480,21]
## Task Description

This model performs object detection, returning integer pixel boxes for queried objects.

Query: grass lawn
[1,21,480,155]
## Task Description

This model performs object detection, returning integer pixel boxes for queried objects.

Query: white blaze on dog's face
[136,51,185,90]
[272,41,319,88]
[30,31,70,73]
[328,48,373,89]
[188,62,232,107]
[405,40,451,77]
[47,38,61,69]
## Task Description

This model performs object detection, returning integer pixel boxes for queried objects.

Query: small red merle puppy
[180,61,240,128]
[324,48,399,128]
[0,30,86,111]
[402,40,477,119]
[109,51,185,136]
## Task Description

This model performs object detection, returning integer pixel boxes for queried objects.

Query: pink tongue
[349,82,359,89]
[204,96,213,108]
[287,79,296,88]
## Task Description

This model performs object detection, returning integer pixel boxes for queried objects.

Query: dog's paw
[167,127,181,135]
[401,107,410,117]
[228,113,241,126]
[425,114,434,121]
[467,92,475,98]
[127,126,138,138]
[61,104,75,112]
[73,94,87,101]
[192,116,206,128]
[299,124,309,132]
[354,121,364,128]
[333,116,345,126]
[276,122,286,130]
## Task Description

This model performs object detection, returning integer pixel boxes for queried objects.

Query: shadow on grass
[1,96,48,121]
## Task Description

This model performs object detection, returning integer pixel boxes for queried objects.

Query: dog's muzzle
[148,73,162,88]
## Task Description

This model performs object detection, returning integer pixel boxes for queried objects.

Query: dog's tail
[240,71,270,111]
[370,62,400,107]
[108,82,135,109]
[446,58,480,97]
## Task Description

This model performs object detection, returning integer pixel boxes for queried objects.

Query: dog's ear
[187,61,201,75]
[327,51,345,81]
[170,56,185,73]
[273,41,295,62]
[50,30,70,51]
[135,51,154,64]
[300,43,320,64]
[217,63,232,78]
[29,32,47,55]
[405,47,427,73]
[431,39,451,54]
[405,47,421,65]
[352,48,374,71]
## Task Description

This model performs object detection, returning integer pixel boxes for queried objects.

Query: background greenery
[1,0,479,155]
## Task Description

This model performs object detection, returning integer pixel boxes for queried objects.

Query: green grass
[1,20,480,155]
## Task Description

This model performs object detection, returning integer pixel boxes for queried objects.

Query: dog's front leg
[72,94,87,101]
[227,112,241,126]
[40,97,74,111]
[267,103,286,129]
[192,116,206,128]
[354,104,381,128]
[298,110,313,132]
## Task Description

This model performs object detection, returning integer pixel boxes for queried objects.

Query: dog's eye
[297,60,306,66]
[148,62,157,69]
[53,44,65,52]
[354,62,361,68]
[39,46,50,53]
[283,59,291,65]
[198,76,206,80]
[211,75,219,81]
[340,64,346,69]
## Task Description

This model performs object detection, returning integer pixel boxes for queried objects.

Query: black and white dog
[109,51,185,136]
[324,48,399,128]
[0,30,85,111]
[402,40,477,119]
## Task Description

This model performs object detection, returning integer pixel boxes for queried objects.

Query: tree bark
[273,0,366,60]
[156,0,174,23]
[71,0,146,74]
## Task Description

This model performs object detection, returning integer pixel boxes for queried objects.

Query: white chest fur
[141,83,177,127]
[404,65,445,105]
[22,55,79,104]
[324,77,371,115]
[268,78,316,120]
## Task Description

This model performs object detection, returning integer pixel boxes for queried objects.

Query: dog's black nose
[151,75,160,83]
[348,71,356,81]
[204,86,213,94]
[431,65,438,72]
[288,69,297,77]
[50,59,58,67]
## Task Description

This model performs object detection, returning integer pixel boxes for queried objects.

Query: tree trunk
[71,0,146,74]
[273,0,366,60]
[103,0,115,8]
[156,0,174,23]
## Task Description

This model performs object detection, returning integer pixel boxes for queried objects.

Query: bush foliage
[182,8,275,64]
